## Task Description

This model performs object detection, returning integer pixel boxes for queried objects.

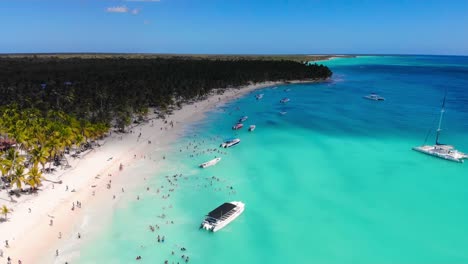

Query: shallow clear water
[79,55,468,264]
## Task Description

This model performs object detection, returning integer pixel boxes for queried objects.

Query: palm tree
[10,165,26,190]
[1,205,11,221]
[30,146,50,170]
[2,148,24,178]
[26,166,43,190]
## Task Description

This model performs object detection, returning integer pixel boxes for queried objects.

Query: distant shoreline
[0,53,350,62]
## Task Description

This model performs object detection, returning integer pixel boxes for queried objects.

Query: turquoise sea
[78,55,468,264]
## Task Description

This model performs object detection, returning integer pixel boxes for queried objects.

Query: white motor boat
[280,98,290,103]
[239,116,248,122]
[255,94,264,100]
[248,125,256,132]
[200,201,245,232]
[220,138,241,148]
[199,157,221,168]
[232,123,244,130]
[364,93,385,101]
[413,93,467,163]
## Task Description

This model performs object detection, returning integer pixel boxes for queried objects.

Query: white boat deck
[413,145,467,163]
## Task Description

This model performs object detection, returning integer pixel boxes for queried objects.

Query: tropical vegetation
[0,56,332,194]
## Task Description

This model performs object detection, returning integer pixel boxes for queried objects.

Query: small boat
[284,88,291,92]
[413,93,467,163]
[232,123,244,130]
[248,125,256,132]
[239,116,248,122]
[220,138,241,148]
[364,93,385,101]
[280,98,290,103]
[255,94,264,100]
[200,201,245,232]
[199,157,221,168]
[279,111,287,115]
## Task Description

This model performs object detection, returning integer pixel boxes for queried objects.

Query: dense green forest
[0,57,332,126]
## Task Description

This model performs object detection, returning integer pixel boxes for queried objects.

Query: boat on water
[200,201,245,232]
[220,138,241,148]
[199,157,221,168]
[232,123,244,130]
[279,111,287,115]
[280,98,290,103]
[255,94,264,100]
[248,125,256,132]
[364,93,385,101]
[284,88,291,92]
[413,93,467,163]
[239,116,248,122]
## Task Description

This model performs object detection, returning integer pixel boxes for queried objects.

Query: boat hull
[220,139,241,148]
[412,146,465,163]
[199,157,221,168]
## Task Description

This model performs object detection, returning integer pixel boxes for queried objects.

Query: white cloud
[131,8,140,15]
[106,6,129,13]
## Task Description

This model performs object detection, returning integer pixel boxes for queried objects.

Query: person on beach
[58,232,62,239]
[56,249,59,256]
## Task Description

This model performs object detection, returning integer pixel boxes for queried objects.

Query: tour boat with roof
[199,157,221,168]
[364,93,385,101]
[220,138,241,148]
[413,92,467,163]
[200,201,245,232]
[232,123,243,130]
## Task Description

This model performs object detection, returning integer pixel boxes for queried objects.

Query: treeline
[0,57,332,127]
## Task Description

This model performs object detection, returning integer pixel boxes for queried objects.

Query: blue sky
[1,0,467,55]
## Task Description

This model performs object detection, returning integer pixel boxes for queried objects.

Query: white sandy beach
[0,80,321,263]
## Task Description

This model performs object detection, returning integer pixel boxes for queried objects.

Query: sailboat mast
[435,94,446,145]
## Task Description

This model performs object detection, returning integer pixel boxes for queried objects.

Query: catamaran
[200,201,245,232]
[220,138,241,148]
[412,94,467,163]
[364,93,385,101]
[199,157,221,168]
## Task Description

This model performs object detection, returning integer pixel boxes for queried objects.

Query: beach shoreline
[0,78,327,263]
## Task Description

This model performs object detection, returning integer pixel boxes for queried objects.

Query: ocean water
[78,55,468,264]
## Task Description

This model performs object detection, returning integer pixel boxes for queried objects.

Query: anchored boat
[255,94,264,100]
[248,125,256,132]
[364,93,385,101]
[239,116,248,122]
[220,138,240,148]
[200,201,245,232]
[199,157,221,168]
[413,93,467,163]
[232,123,243,130]
[280,98,290,103]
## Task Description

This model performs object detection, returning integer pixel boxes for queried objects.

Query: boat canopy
[207,203,236,219]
